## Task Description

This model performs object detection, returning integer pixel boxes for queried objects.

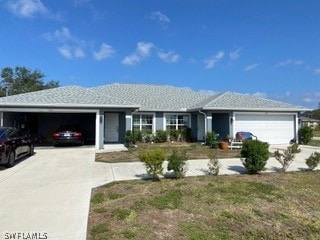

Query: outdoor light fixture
[230,117,234,125]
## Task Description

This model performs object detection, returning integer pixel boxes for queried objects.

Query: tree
[0,66,59,97]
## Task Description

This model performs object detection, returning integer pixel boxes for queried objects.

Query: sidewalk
[102,145,320,182]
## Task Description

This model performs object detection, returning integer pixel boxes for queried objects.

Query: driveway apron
[0,146,113,240]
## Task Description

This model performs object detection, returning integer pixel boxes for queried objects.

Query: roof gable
[189,91,308,111]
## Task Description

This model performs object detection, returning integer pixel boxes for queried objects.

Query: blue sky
[0,0,319,109]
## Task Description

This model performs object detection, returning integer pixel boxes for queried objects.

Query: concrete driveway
[0,146,112,240]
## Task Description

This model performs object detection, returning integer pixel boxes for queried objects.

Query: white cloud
[7,0,48,18]
[73,0,90,5]
[122,42,154,66]
[204,51,225,69]
[122,54,141,66]
[302,92,320,103]
[93,43,115,61]
[188,58,197,64]
[198,90,219,95]
[136,42,154,57]
[158,50,179,63]
[303,97,313,103]
[252,92,267,98]
[229,48,241,60]
[57,45,85,59]
[43,27,73,42]
[6,0,60,19]
[43,27,90,59]
[57,45,73,59]
[148,11,171,29]
[244,63,259,72]
[74,47,85,58]
[314,68,320,75]
[275,59,304,68]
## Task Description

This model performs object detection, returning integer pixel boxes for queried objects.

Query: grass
[88,171,320,240]
[313,130,320,137]
[96,142,241,163]
[309,139,320,147]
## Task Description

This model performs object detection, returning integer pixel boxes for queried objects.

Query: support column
[125,111,132,132]
[295,113,299,143]
[95,110,104,150]
[207,114,212,133]
[0,111,3,127]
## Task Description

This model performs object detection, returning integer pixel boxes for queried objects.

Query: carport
[0,86,140,150]
[2,111,96,145]
[1,107,98,145]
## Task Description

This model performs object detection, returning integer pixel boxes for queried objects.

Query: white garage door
[234,114,295,144]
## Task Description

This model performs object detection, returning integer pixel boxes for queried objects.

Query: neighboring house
[300,116,320,129]
[0,83,310,149]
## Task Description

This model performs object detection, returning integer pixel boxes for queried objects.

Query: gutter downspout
[199,110,207,143]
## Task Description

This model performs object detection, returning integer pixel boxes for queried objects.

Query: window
[166,114,189,130]
[133,114,153,131]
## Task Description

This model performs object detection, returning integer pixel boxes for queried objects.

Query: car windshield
[0,128,8,139]
[56,125,80,132]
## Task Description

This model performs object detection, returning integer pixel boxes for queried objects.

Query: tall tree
[0,66,59,97]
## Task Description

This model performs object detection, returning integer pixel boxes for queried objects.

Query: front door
[105,113,119,142]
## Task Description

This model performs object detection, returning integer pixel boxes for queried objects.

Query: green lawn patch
[88,171,320,240]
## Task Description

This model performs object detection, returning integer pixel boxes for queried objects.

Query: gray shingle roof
[0,83,309,112]
[0,85,139,108]
[188,91,308,111]
[91,83,209,111]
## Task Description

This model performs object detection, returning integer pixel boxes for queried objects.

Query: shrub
[206,131,220,148]
[306,152,320,170]
[274,145,296,172]
[181,127,193,142]
[141,129,153,143]
[241,140,269,174]
[167,150,188,178]
[154,130,168,143]
[125,130,135,146]
[207,151,221,176]
[138,149,165,179]
[169,129,180,141]
[299,126,313,144]
[290,143,301,154]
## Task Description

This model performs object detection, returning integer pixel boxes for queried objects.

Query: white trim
[125,115,132,119]
[207,116,212,120]
[233,111,298,116]
[0,107,99,113]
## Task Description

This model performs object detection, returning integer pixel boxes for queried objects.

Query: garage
[234,113,297,144]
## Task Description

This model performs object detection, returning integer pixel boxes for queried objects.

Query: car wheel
[6,150,15,168]
[29,144,34,156]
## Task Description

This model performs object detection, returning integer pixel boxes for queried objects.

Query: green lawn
[88,171,320,240]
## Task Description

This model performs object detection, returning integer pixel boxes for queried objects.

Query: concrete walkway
[108,145,320,181]
[0,144,319,240]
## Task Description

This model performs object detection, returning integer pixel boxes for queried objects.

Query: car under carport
[2,111,96,145]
